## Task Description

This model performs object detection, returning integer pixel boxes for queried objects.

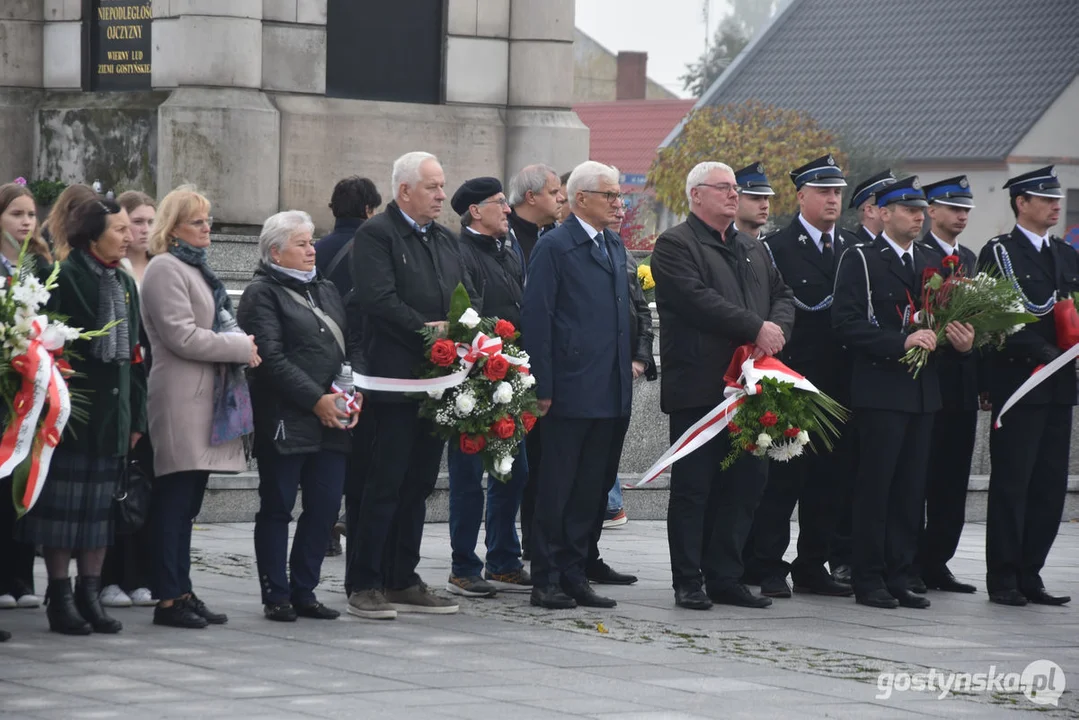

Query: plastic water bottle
[334,362,353,427]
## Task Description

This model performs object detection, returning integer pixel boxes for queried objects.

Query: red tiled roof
[573,99,696,181]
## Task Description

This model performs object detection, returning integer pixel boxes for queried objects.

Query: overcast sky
[575,0,735,98]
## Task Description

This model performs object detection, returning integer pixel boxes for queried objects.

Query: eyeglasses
[696,183,740,195]
[187,216,214,230]
[581,190,624,205]
[477,198,510,208]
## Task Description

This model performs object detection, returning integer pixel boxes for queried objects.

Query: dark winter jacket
[314,217,365,299]
[458,227,525,329]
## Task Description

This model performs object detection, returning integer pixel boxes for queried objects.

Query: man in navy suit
[521,161,634,610]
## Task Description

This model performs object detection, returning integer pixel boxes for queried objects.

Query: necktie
[820,232,834,264]
[594,233,610,262]
[902,253,915,285]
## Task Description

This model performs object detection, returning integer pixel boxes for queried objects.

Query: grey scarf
[80,250,130,363]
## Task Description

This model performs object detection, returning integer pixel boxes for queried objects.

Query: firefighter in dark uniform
[732,162,773,241]
[832,176,975,609]
[978,166,1079,607]
[743,155,857,598]
[848,169,896,245]
[912,176,980,595]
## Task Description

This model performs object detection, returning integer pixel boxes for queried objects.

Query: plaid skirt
[15,448,121,549]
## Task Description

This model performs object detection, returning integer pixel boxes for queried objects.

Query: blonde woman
[140,186,261,629]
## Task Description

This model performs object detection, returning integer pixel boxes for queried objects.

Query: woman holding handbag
[238,210,359,622]
[140,186,261,629]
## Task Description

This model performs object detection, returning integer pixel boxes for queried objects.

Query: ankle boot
[74,577,122,634]
[45,578,92,635]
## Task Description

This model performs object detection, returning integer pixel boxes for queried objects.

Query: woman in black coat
[238,210,360,622]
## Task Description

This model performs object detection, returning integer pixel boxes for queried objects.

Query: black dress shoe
[674,586,713,610]
[989,589,1028,606]
[892,589,930,609]
[793,576,854,597]
[530,586,577,609]
[74,576,122,634]
[909,577,928,594]
[586,561,637,586]
[856,589,899,609]
[924,570,976,594]
[187,593,228,624]
[759,576,791,598]
[1022,587,1071,606]
[154,601,209,628]
[831,564,852,583]
[565,582,616,608]
[0,629,9,642]
[264,603,298,622]
[709,583,772,608]
[295,601,341,619]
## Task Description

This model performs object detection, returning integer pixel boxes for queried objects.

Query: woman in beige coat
[140,186,261,629]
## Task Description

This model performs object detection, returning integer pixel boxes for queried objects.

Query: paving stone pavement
[1,520,1078,719]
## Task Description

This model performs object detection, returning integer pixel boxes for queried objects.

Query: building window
[326,0,445,104]
[1066,189,1079,251]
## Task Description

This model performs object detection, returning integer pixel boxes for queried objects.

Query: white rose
[796,430,810,445]
[458,307,481,328]
[492,382,513,404]
[455,391,476,416]
[520,373,536,388]
[427,388,444,400]
[495,456,514,476]
[756,433,773,448]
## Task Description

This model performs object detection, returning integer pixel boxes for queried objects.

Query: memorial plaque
[86,0,152,91]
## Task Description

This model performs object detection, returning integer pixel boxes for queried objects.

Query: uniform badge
[798,234,808,246]
[755,163,764,173]
[912,177,921,189]
[826,155,835,165]
[1051,167,1057,177]
[959,177,969,188]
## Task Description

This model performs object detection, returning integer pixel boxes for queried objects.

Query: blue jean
[254,447,345,605]
[446,442,528,577]
[607,478,624,513]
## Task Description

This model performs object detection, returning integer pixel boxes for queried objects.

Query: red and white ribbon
[635,346,820,487]
[993,342,1079,429]
[330,382,361,412]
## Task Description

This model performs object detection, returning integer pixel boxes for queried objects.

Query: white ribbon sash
[994,342,1079,429]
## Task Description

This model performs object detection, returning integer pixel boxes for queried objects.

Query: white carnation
[495,455,514,476]
[756,433,773,448]
[492,382,513,404]
[427,388,445,400]
[520,373,536,388]
[454,391,476,416]
[458,308,481,328]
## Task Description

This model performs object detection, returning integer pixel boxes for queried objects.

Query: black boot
[45,578,92,635]
[74,576,122,634]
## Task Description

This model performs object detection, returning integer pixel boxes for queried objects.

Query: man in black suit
[744,155,858,599]
[732,162,773,240]
[978,166,1079,607]
[651,161,795,610]
[832,176,975,610]
[521,161,634,610]
[848,169,896,245]
[912,177,980,595]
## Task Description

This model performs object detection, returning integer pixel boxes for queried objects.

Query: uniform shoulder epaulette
[853,241,871,249]
[761,229,779,241]
[987,234,1007,245]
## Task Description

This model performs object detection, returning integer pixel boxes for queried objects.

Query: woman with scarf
[238,210,358,622]
[140,186,261,629]
[15,197,147,635]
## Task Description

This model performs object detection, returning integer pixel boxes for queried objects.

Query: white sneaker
[99,585,133,607]
[15,593,41,608]
[0,594,16,609]
[128,587,157,606]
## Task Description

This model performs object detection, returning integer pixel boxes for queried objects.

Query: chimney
[616,51,648,100]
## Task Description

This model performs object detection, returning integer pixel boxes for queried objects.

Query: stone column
[0,1,44,183]
[504,0,588,178]
[445,0,510,107]
[153,0,280,225]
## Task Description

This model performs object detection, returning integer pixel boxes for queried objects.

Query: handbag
[113,455,152,535]
[211,363,255,445]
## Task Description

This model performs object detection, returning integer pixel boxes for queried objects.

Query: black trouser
[0,477,36,596]
[151,470,209,601]
[667,406,769,591]
[851,410,933,595]
[743,421,853,584]
[986,404,1072,593]
[520,417,543,557]
[530,416,618,590]
[586,416,630,570]
[346,402,444,593]
[914,408,978,577]
[829,410,859,572]
[343,418,373,596]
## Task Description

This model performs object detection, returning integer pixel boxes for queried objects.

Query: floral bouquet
[0,236,118,515]
[900,255,1036,377]
[416,283,539,482]
[636,259,655,304]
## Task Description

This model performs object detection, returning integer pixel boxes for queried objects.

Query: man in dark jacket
[346,151,479,620]
[314,176,382,298]
[651,161,794,611]
[521,160,634,610]
[442,177,532,599]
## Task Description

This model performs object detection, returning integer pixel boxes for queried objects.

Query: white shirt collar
[861,225,878,240]
[881,232,913,263]
[576,216,600,241]
[1015,224,1049,251]
[930,231,958,257]
[797,214,836,252]
[397,206,428,234]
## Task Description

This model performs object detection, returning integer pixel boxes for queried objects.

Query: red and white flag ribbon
[635,345,820,487]
[994,342,1079,429]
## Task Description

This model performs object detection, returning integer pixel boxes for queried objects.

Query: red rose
[759,411,779,427]
[491,416,516,440]
[942,255,959,269]
[483,354,510,381]
[745,443,758,452]
[727,422,741,434]
[922,267,940,284]
[430,338,457,367]
[494,319,516,340]
[784,427,800,438]
[459,433,487,454]
[521,411,537,433]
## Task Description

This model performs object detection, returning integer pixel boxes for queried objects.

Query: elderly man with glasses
[650,161,794,611]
